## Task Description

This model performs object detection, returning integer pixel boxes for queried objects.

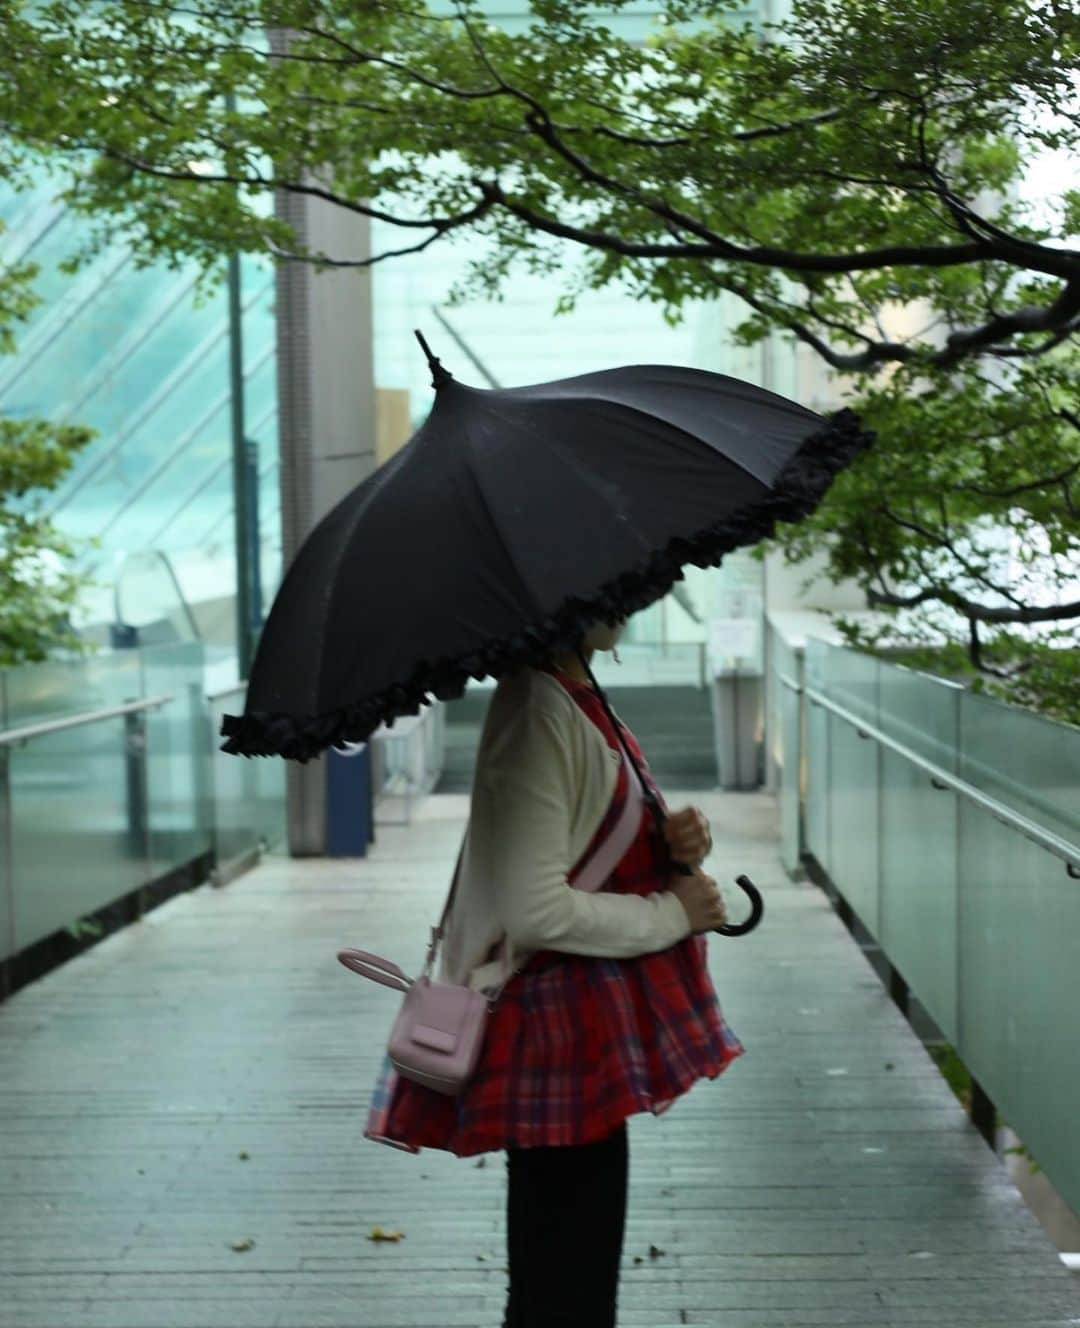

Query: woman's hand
[669,866,728,934]
[662,805,712,866]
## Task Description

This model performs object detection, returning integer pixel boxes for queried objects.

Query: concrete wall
[269,28,378,856]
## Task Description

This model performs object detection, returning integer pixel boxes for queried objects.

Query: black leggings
[502,1120,629,1328]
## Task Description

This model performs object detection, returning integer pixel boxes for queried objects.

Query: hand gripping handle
[574,647,763,940]
[671,862,764,936]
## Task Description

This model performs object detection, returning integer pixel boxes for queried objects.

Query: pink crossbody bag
[337,748,646,1097]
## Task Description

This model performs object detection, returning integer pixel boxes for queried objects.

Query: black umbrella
[222,331,873,758]
[221,332,875,931]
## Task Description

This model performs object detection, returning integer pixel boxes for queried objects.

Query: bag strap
[576,647,667,833]
[416,728,644,973]
[571,745,645,895]
[465,734,647,1002]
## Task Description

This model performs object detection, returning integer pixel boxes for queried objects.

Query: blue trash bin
[325,741,374,856]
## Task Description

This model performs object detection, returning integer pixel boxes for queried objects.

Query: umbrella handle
[671,861,764,936]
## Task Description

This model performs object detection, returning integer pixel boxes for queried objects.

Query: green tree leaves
[0,0,1076,706]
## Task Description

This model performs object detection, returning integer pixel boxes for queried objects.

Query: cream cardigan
[436,666,693,993]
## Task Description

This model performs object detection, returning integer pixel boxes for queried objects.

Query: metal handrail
[778,671,1080,877]
[0,693,175,748]
[206,681,247,703]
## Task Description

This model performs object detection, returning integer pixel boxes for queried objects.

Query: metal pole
[225,88,255,679]
[245,437,263,634]
[0,744,12,1000]
[733,668,741,784]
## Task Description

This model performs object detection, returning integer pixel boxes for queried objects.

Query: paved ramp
[1,790,1077,1326]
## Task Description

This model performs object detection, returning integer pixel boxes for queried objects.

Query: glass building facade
[0,167,281,671]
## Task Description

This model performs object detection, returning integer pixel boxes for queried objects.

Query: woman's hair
[530,617,626,673]
[582,618,625,652]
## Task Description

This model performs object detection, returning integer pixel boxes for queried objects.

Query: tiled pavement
[2,789,1079,1327]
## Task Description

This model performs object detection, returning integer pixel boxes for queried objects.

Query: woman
[365,616,745,1327]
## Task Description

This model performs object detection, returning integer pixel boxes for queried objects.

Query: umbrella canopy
[221,334,875,763]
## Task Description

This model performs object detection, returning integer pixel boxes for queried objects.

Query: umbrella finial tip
[413,328,453,389]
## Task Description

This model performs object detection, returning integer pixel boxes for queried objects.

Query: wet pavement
[2,788,1078,1326]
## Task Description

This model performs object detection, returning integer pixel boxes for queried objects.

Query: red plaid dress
[363,665,745,1156]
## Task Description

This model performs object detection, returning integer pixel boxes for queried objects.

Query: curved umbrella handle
[670,863,764,937]
[715,874,764,936]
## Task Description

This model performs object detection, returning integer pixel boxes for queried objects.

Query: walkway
[2,789,1078,1327]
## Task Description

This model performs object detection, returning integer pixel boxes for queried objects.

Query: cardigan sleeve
[470,685,693,958]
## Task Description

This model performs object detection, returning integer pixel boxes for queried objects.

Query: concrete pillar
[269,28,377,855]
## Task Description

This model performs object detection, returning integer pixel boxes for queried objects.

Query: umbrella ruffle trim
[220,406,875,762]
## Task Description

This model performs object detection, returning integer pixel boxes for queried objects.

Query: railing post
[796,645,807,865]
[969,1075,997,1150]
[124,704,152,919]
[202,686,223,887]
[0,743,12,1000]
[124,704,150,878]
[888,963,909,1018]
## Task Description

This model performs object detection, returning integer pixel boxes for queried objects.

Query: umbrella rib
[459,391,772,632]
[556,392,788,488]
[460,443,545,621]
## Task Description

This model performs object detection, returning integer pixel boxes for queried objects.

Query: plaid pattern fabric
[363,666,745,1156]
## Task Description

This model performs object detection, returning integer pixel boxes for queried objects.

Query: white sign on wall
[707,615,761,674]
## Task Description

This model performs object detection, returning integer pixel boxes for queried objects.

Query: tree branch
[949,456,1080,501]
[880,499,1028,609]
[876,526,1080,622]
[944,279,1080,360]
[865,578,1080,625]
[982,318,1080,358]
[476,178,985,271]
[273,20,505,101]
[76,142,497,250]
[966,615,1020,678]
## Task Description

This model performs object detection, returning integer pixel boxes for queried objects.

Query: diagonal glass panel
[0,247,135,400]
[44,267,208,437]
[0,171,61,231]
[51,292,266,542]
[146,401,277,550]
[85,338,277,554]
[0,149,280,646]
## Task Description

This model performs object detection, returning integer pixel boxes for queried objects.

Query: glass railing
[204,674,287,875]
[766,623,803,874]
[0,640,287,968]
[367,701,447,825]
[767,619,1080,1216]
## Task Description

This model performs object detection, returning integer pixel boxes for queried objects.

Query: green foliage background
[0,0,1075,711]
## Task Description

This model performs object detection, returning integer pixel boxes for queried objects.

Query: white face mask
[582,617,626,652]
